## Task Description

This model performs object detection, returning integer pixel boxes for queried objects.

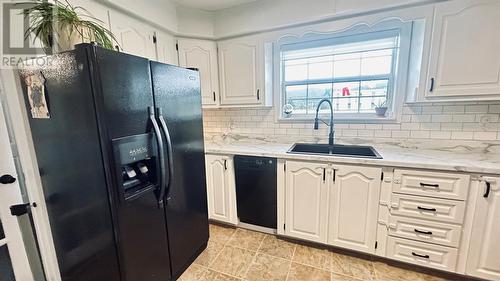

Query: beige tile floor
[179,224,458,281]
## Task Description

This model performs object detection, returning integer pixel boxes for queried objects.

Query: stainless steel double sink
[287,143,382,159]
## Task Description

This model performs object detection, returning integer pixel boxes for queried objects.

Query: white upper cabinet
[178,39,220,107]
[205,155,238,225]
[466,177,500,281]
[285,161,329,243]
[155,31,178,65]
[109,10,156,60]
[218,37,265,106]
[425,0,500,100]
[328,165,382,253]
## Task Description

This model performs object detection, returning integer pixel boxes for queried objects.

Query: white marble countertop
[204,135,500,175]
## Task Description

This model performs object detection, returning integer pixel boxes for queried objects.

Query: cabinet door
[178,39,220,106]
[109,11,156,60]
[466,178,500,280]
[205,155,237,224]
[285,161,329,243]
[155,31,177,65]
[218,39,263,105]
[426,0,500,99]
[328,165,382,253]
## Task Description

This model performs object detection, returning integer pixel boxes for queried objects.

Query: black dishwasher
[234,155,277,229]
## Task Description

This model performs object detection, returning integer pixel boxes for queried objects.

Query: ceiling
[174,0,259,11]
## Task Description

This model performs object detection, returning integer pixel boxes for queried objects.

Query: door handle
[224,159,227,170]
[157,107,175,205]
[149,106,165,208]
[0,174,16,184]
[213,92,216,102]
[484,181,491,198]
[429,78,435,92]
[257,89,260,100]
[322,168,326,182]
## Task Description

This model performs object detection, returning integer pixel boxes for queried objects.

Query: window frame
[275,20,414,122]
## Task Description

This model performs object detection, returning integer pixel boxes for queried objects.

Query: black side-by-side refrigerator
[19,43,209,281]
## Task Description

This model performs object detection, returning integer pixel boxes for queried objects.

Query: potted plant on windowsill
[21,0,117,54]
[373,100,388,117]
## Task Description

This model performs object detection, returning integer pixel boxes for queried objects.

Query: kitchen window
[278,22,412,121]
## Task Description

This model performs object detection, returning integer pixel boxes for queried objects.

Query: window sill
[278,115,398,124]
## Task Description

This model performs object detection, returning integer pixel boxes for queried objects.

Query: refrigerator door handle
[149,106,166,208]
[157,107,174,204]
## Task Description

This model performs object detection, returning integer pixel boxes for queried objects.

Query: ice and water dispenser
[112,133,158,201]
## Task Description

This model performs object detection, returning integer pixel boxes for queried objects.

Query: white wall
[212,0,440,38]
[176,5,215,38]
[99,0,178,32]
[214,0,336,38]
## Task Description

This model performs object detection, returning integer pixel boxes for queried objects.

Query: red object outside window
[342,87,350,96]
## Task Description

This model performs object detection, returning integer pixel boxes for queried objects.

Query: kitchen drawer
[386,236,458,272]
[387,215,462,248]
[393,169,469,200]
[390,194,466,224]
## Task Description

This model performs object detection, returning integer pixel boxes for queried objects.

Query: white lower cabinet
[466,177,500,281]
[284,161,329,243]
[201,154,500,280]
[283,161,381,251]
[328,165,382,253]
[205,154,237,225]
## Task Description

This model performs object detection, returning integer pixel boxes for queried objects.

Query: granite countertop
[204,135,500,175]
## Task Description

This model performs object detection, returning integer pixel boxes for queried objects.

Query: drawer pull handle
[412,252,430,259]
[420,183,439,188]
[414,229,433,235]
[417,206,437,212]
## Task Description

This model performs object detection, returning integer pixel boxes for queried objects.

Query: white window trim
[273,20,414,123]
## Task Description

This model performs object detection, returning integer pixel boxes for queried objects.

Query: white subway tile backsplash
[401,123,420,130]
[411,114,432,123]
[430,131,451,139]
[465,105,488,113]
[473,132,497,140]
[441,122,463,131]
[422,105,443,114]
[489,104,500,113]
[443,105,465,113]
[411,131,431,139]
[452,114,476,122]
[431,114,453,122]
[375,130,392,138]
[392,131,410,138]
[383,124,401,130]
[420,122,441,131]
[203,103,500,141]
[451,131,474,140]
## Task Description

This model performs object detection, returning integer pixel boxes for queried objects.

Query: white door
[109,10,156,60]
[285,161,329,243]
[426,0,500,99]
[466,177,500,281]
[328,165,382,253]
[0,103,34,281]
[205,155,237,224]
[218,38,263,105]
[155,31,178,65]
[177,39,220,107]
